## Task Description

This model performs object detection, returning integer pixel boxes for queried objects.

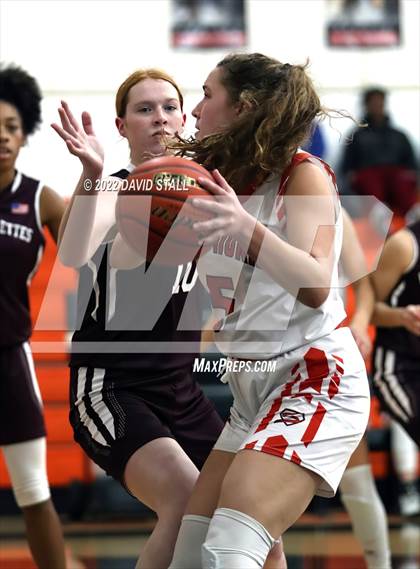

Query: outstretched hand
[51,100,104,174]
[192,169,252,245]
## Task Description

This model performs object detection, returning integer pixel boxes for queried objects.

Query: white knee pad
[169,514,211,569]
[2,438,50,508]
[202,507,277,569]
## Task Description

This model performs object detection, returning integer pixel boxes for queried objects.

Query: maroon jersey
[69,168,204,371]
[375,220,420,358]
[0,172,45,346]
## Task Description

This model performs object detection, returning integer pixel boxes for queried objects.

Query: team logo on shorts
[274,408,305,426]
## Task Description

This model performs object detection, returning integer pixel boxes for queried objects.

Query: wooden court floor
[0,512,419,569]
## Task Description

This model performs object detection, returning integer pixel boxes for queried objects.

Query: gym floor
[1,512,419,569]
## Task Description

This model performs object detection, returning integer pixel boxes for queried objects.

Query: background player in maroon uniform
[338,209,391,568]
[0,64,67,568]
[52,69,224,568]
[371,218,420,514]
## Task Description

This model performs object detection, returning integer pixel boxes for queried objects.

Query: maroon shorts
[0,343,46,445]
[69,365,224,483]
[373,346,419,447]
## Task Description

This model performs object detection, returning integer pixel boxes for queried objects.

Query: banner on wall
[327,0,400,47]
[171,0,246,48]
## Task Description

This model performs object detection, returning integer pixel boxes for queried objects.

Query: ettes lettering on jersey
[0,218,33,242]
[168,54,370,569]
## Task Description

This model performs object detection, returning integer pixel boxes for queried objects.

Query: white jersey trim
[34,181,44,234]
[10,171,22,194]
[26,245,44,286]
[404,228,419,273]
[87,259,100,322]
[107,267,118,322]
[390,281,405,307]
[22,342,43,406]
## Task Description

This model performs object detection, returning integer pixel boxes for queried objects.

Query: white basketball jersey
[197,152,346,358]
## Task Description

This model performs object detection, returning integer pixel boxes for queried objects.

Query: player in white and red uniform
[169,53,370,569]
[199,151,346,361]
[196,150,368,495]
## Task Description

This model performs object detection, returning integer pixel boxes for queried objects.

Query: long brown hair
[174,53,342,190]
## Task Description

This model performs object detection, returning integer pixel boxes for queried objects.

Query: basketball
[115,156,214,265]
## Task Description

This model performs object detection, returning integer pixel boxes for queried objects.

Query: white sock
[340,465,391,569]
[202,507,277,569]
[168,514,210,569]
[391,421,418,480]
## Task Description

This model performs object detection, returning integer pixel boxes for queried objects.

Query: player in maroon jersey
[0,64,67,568]
[52,69,224,569]
[337,209,391,568]
[371,218,420,515]
[371,219,420,444]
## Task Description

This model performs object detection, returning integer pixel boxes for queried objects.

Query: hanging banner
[172,0,246,48]
[327,0,400,47]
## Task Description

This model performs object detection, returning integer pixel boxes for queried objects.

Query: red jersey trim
[276,151,339,222]
[278,151,338,196]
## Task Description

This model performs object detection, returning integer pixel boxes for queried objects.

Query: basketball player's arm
[40,186,67,243]
[58,172,119,267]
[200,313,218,352]
[245,164,336,308]
[267,163,337,308]
[52,101,116,266]
[340,209,374,357]
[194,163,336,308]
[109,231,145,269]
[57,167,102,248]
[371,229,420,335]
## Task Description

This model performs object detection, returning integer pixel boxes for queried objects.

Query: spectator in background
[340,87,418,218]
